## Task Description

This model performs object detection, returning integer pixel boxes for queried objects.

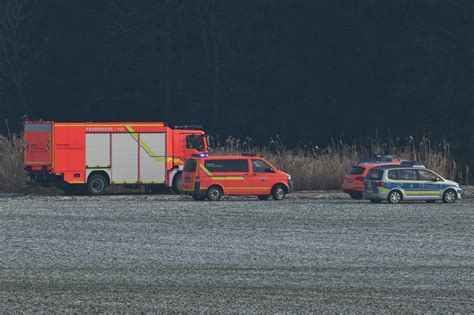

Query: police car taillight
[376,182,384,187]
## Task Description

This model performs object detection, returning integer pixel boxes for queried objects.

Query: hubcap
[210,189,220,199]
[91,179,104,192]
[445,191,455,203]
[276,188,285,199]
[390,192,401,203]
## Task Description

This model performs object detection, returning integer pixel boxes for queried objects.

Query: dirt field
[1,193,473,312]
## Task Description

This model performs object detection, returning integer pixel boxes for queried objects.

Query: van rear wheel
[207,186,223,201]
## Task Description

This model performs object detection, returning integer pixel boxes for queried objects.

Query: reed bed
[0,133,469,192]
[211,136,467,191]
[0,134,25,193]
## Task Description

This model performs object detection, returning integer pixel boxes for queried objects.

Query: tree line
[0,0,473,164]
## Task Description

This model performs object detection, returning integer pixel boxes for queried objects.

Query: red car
[342,155,402,199]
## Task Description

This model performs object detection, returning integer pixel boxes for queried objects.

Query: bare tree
[0,0,38,113]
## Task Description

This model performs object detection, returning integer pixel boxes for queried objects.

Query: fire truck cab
[23,121,208,195]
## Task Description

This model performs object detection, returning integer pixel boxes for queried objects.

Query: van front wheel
[207,186,223,201]
[272,184,287,200]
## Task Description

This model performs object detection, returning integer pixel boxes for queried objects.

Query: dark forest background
[0,0,473,164]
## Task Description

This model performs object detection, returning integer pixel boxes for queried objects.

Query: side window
[204,159,249,172]
[251,159,272,173]
[186,135,205,151]
[388,170,398,180]
[398,169,418,181]
[418,170,438,181]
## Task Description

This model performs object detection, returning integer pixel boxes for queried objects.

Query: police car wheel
[442,189,457,203]
[257,195,270,200]
[207,186,223,201]
[87,174,107,195]
[272,184,287,200]
[388,190,402,204]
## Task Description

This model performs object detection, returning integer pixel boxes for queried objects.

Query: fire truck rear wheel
[172,172,182,194]
[87,174,108,195]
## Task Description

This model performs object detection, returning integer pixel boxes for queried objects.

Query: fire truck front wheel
[172,172,182,194]
[87,173,108,195]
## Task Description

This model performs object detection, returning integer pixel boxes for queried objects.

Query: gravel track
[1,194,473,312]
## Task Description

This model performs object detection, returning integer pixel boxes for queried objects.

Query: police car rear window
[183,159,197,172]
[349,166,365,175]
[205,159,249,172]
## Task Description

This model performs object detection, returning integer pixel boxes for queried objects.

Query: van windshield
[183,159,197,172]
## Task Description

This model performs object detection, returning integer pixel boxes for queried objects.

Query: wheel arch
[207,183,225,194]
[272,182,289,193]
[86,170,110,185]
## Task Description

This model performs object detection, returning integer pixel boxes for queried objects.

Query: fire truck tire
[172,172,182,194]
[87,174,108,195]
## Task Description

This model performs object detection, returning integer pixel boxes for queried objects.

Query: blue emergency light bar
[174,125,203,130]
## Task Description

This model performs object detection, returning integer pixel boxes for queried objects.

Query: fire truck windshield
[186,135,206,151]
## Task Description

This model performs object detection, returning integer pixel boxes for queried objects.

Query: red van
[181,154,293,201]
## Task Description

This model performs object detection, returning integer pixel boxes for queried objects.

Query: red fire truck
[23,121,208,195]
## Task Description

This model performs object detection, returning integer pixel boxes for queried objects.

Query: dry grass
[0,134,25,193]
[0,133,469,193]
[211,136,467,191]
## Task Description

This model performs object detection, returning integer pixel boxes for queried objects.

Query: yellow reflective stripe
[211,176,245,181]
[112,181,138,184]
[405,191,440,195]
[140,180,165,184]
[68,181,85,184]
[200,164,213,176]
[25,161,50,164]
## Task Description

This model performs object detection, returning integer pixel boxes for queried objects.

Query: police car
[363,165,463,204]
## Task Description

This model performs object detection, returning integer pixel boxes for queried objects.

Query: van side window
[204,159,249,172]
[252,159,272,173]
